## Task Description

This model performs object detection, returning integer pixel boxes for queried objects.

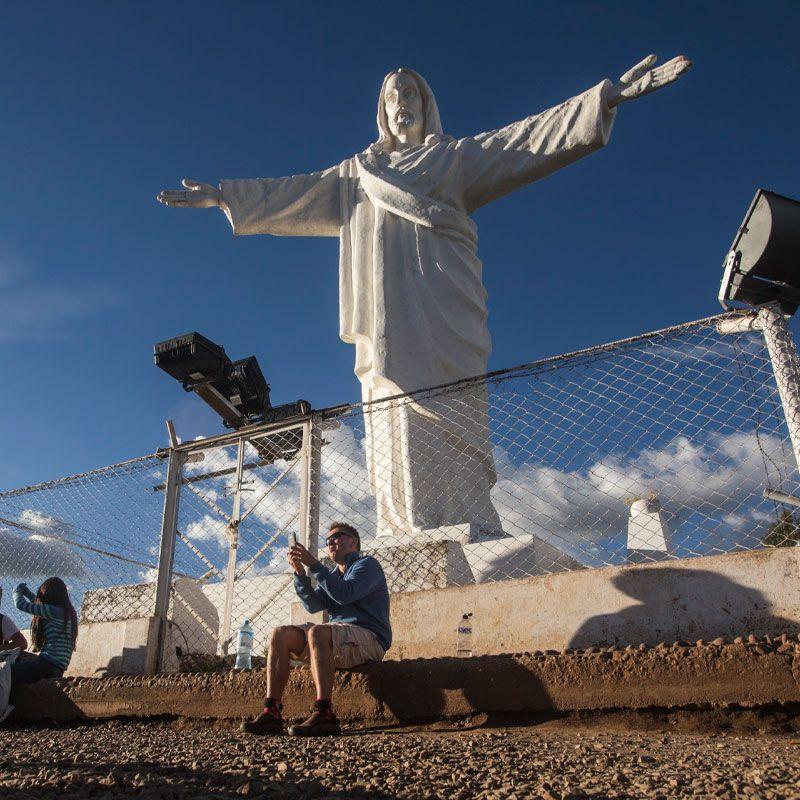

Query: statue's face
[383,72,425,145]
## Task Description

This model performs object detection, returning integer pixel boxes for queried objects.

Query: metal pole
[763,488,800,509]
[153,447,185,673]
[758,305,800,476]
[218,437,245,655]
[298,415,322,555]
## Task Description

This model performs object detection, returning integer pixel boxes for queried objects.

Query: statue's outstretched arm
[157,179,221,209]
[607,54,691,107]
[460,53,691,212]
[157,167,341,237]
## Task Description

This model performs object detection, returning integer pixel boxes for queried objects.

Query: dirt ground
[1,707,798,799]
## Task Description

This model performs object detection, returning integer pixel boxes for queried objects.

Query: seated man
[241,522,391,737]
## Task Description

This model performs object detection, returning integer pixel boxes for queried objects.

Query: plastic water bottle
[456,613,473,657]
[234,619,254,670]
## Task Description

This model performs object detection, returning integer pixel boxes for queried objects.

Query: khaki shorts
[290,623,385,669]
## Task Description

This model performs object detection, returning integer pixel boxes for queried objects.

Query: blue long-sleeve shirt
[13,583,74,670]
[294,552,392,651]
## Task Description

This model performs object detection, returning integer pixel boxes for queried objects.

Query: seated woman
[0,587,28,652]
[11,578,77,684]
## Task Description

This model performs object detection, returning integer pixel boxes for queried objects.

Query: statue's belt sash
[354,153,476,244]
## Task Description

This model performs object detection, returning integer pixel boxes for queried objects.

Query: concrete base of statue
[361,538,475,592]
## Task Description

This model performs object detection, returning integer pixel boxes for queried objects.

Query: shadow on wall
[94,645,150,678]
[568,567,799,649]
[167,578,221,664]
[361,654,556,724]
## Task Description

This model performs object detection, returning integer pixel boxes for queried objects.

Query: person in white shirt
[0,587,28,651]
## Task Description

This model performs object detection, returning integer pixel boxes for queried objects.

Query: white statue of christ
[159,55,690,543]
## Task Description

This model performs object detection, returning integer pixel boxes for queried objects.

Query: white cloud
[183,514,230,550]
[0,511,88,578]
[138,567,159,583]
[314,424,792,567]
[722,513,747,530]
[170,415,793,580]
[489,429,793,564]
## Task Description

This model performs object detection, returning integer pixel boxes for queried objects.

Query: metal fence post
[299,414,322,555]
[152,446,185,673]
[758,305,800,475]
[218,436,245,655]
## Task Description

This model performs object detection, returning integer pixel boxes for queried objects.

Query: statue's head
[375,68,444,152]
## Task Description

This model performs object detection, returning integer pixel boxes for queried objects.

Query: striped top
[13,584,74,670]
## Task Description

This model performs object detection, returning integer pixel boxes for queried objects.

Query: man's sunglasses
[325,532,354,547]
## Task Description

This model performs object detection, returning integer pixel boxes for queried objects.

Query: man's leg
[266,625,307,700]
[289,625,341,737]
[241,625,306,735]
[306,624,335,701]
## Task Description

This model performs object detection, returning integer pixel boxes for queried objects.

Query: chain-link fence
[316,311,800,589]
[166,422,306,663]
[0,454,169,638]
[1,309,799,672]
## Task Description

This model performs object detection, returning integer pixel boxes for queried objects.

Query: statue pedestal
[377,522,509,546]
[365,538,474,592]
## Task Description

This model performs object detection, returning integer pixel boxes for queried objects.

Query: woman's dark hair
[31,577,78,652]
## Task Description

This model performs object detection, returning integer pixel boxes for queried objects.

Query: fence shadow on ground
[568,566,799,648]
[358,654,555,728]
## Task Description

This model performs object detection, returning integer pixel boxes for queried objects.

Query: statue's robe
[220,81,616,541]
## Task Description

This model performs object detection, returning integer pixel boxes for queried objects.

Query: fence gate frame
[151,413,323,670]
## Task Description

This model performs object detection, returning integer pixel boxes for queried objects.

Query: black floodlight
[719,189,800,315]
[154,332,310,430]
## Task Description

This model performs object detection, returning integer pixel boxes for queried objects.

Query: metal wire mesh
[1,311,798,671]
[315,312,800,587]
[0,454,168,633]
[166,424,305,662]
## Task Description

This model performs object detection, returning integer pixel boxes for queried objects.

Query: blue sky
[1,0,799,491]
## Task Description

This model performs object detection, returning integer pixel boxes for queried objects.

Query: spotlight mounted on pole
[719,189,800,315]
[153,332,310,430]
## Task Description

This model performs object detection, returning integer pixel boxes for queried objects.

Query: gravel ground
[1,717,798,799]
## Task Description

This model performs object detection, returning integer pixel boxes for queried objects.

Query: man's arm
[289,549,332,615]
[309,557,385,606]
[293,573,333,615]
[1,613,28,650]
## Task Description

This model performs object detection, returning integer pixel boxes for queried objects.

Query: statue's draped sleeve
[459,80,617,213]
[219,167,341,237]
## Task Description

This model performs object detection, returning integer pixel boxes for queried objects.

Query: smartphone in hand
[289,532,298,548]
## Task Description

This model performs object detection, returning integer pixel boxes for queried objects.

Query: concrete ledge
[382,547,800,659]
[11,642,800,725]
[67,547,800,676]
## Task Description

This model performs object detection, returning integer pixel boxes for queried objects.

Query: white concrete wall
[70,546,799,675]
[67,616,159,677]
[375,547,800,659]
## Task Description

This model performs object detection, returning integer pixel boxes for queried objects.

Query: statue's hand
[157,179,221,209]
[608,54,691,107]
